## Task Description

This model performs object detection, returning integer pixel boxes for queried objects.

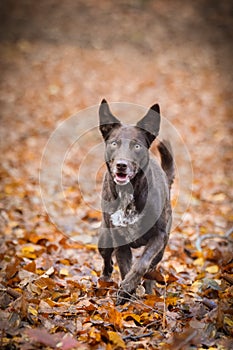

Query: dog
[98,99,174,304]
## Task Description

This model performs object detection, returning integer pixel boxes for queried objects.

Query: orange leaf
[24,261,36,273]
[108,308,123,330]
[34,276,56,290]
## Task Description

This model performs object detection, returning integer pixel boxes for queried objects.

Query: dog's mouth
[114,172,131,185]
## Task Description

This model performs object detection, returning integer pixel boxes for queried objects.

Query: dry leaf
[107,331,125,349]
[205,265,219,274]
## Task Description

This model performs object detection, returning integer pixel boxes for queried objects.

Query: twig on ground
[123,330,154,341]
[196,227,233,251]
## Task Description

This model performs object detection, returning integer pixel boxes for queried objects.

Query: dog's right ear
[137,104,161,147]
[99,99,121,141]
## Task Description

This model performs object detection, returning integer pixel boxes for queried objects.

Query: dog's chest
[110,192,140,227]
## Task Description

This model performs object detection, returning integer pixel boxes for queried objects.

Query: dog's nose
[116,160,128,172]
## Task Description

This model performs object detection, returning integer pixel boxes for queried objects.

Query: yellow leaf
[21,246,37,259]
[224,316,233,327]
[211,193,226,202]
[22,246,34,252]
[60,268,69,276]
[193,257,204,266]
[190,280,202,293]
[89,327,101,342]
[107,331,125,349]
[28,305,38,316]
[91,314,104,323]
[123,313,141,324]
[5,185,13,194]
[205,265,219,274]
[200,226,208,234]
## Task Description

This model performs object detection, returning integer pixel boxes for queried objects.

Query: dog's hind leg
[115,245,132,280]
[148,249,165,271]
[116,230,168,305]
[142,249,165,293]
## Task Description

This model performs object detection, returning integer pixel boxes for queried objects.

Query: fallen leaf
[108,307,123,330]
[21,246,37,259]
[28,305,38,316]
[205,265,219,274]
[60,268,69,276]
[107,331,125,349]
[190,319,206,329]
[23,260,36,273]
[193,257,204,267]
[123,313,141,325]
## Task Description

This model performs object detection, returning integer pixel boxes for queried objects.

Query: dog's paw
[116,283,135,305]
[98,275,112,282]
[116,289,133,305]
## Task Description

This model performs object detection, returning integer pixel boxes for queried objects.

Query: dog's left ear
[99,99,121,141]
[137,104,161,147]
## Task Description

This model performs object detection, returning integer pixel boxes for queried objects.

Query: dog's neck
[116,185,134,209]
[108,167,149,213]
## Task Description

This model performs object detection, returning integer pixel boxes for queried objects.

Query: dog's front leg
[98,227,114,281]
[116,230,167,305]
[115,245,132,280]
[99,246,114,280]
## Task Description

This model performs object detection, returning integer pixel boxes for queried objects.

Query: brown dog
[98,99,174,304]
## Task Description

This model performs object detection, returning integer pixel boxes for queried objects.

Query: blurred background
[0,0,232,239]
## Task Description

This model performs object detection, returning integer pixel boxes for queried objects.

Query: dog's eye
[111,141,118,147]
[134,144,141,150]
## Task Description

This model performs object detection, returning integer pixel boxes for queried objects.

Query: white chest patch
[110,192,140,228]
[110,208,140,227]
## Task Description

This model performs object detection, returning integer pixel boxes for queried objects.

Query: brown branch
[123,331,154,341]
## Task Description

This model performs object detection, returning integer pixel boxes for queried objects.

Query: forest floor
[0,1,232,349]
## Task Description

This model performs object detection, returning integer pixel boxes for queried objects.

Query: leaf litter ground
[0,1,232,349]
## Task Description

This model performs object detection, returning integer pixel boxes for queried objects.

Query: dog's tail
[158,140,175,189]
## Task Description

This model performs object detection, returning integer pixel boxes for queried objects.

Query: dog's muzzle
[112,160,136,186]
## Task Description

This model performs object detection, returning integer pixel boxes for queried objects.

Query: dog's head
[99,99,160,186]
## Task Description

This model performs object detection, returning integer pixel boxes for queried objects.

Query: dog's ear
[99,99,121,141]
[136,104,161,147]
